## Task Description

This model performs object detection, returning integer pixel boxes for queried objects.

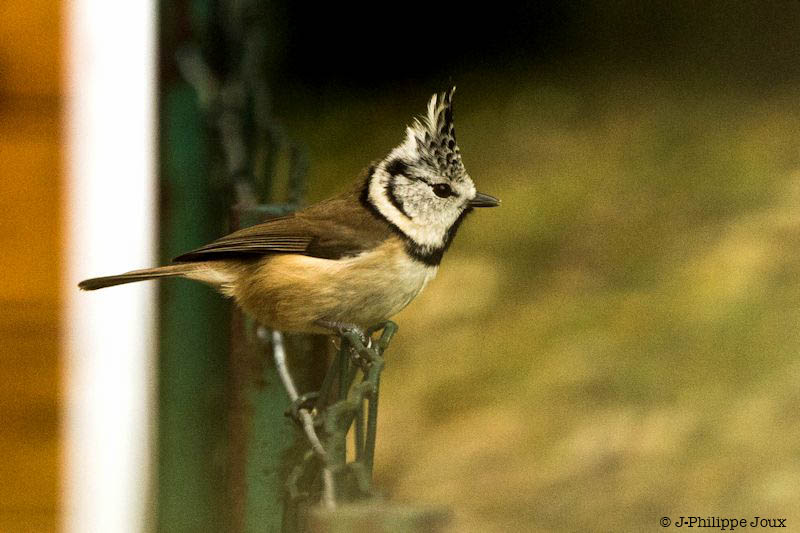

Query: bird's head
[366,87,499,263]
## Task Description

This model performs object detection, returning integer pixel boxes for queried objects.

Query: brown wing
[173,184,393,263]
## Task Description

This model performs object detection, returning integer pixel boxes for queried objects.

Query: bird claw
[346,328,372,350]
[315,319,372,349]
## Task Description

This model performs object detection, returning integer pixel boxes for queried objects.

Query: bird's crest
[402,87,466,181]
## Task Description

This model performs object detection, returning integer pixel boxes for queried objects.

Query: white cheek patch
[458,180,477,202]
[369,171,449,248]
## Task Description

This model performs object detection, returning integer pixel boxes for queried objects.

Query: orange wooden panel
[0,69,61,533]
[0,1,66,531]
[0,0,61,97]
[0,100,61,302]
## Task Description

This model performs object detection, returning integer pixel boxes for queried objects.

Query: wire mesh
[285,323,397,508]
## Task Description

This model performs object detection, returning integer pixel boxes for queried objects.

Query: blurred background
[2,1,800,531]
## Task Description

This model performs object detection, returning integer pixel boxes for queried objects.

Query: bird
[79,88,499,337]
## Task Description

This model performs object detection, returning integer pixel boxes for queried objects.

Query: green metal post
[158,81,231,531]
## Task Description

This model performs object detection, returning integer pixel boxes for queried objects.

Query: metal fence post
[158,67,232,533]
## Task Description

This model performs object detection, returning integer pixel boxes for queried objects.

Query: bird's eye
[432,183,453,198]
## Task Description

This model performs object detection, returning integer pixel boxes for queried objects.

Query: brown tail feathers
[78,264,200,291]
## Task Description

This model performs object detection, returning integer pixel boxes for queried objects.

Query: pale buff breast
[230,238,437,333]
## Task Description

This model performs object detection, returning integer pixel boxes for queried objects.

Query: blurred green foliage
[277,71,800,531]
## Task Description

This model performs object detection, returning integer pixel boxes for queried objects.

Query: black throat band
[359,166,471,267]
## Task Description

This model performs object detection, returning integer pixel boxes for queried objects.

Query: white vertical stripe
[63,2,157,532]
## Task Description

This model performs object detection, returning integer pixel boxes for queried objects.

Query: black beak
[469,192,500,208]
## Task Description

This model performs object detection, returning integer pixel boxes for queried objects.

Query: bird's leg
[314,319,372,349]
[314,319,380,379]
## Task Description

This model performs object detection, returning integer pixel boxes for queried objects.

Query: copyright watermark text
[660,517,787,530]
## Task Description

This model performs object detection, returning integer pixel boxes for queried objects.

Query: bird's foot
[314,319,372,349]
